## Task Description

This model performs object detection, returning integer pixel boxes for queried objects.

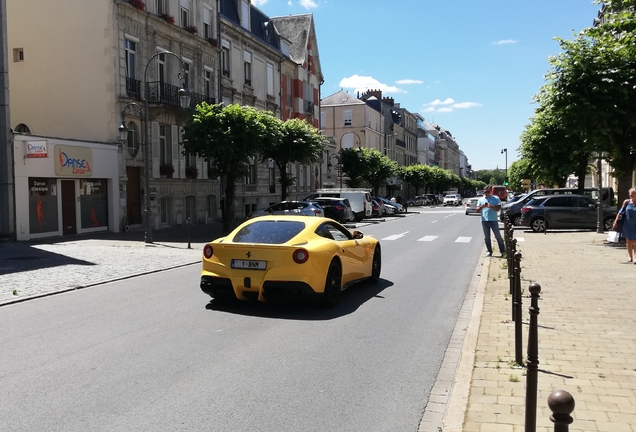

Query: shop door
[61,180,77,235]
[126,167,142,225]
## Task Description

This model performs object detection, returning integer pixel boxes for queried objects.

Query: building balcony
[126,77,142,100]
[303,100,314,113]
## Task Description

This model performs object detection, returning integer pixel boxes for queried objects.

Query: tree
[540,1,636,200]
[399,164,431,195]
[358,148,398,195]
[182,103,270,233]
[507,159,533,191]
[260,118,325,201]
[339,148,366,188]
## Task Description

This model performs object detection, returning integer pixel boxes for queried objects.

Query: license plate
[231,259,266,270]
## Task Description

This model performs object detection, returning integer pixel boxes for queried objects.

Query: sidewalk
[441,230,636,432]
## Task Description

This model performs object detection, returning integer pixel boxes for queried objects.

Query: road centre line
[417,236,438,242]
[381,231,409,241]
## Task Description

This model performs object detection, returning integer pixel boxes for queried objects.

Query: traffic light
[504,178,509,186]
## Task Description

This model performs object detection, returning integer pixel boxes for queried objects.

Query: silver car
[249,201,325,218]
[465,197,479,215]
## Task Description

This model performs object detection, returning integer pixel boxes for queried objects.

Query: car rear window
[232,220,305,244]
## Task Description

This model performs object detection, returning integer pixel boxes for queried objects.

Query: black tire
[370,245,381,283]
[603,217,614,231]
[322,260,342,307]
[531,217,546,233]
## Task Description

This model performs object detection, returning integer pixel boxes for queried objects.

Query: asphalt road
[0,207,485,432]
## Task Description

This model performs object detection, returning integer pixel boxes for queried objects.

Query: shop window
[28,178,59,234]
[79,179,108,229]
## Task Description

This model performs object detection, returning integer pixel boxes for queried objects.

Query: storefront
[14,135,120,241]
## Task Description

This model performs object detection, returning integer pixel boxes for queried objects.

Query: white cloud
[252,0,268,5]
[421,98,482,113]
[395,79,423,85]
[299,0,318,8]
[492,39,519,45]
[287,1,292,4]
[338,75,403,94]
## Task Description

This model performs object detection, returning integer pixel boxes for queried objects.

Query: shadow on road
[204,278,394,320]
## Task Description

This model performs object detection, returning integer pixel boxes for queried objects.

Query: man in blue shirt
[476,185,505,257]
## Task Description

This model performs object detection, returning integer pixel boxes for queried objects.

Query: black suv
[312,197,354,224]
[519,194,617,232]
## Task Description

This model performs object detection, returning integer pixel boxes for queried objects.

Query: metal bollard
[548,390,575,432]
[509,238,517,290]
[186,217,192,249]
[514,252,523,365]
[525,282,541,432]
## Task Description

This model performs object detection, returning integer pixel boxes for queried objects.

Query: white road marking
[444,214,456,218]
[455,237,472,243]
[431,220,438,223]
[417,236,438,242]
[381,231,409,241]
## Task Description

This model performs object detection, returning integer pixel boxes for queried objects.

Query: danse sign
[54,145,93,177]
[25,141,48,158]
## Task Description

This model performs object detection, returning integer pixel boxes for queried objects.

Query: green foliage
[475,169,506,186]
[399,164,432,194]
[260,118,325,200]
[508,159,533,191]
[340,148,397,193]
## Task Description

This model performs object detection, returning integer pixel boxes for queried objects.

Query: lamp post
[118,50,191,244]
[501,148,508,183]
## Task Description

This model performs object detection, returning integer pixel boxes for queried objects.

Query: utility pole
[0,0,15,239]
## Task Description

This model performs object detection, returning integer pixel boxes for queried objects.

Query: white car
[465,197,479,215]
[443,194,461,206]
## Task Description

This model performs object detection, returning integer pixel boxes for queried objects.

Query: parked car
[425,194,439,205]
[371,199,383,218]
[443,194,461,206]
[305,189,373,221]
[379,197,403,213]
[312,197,355,224]
[502,187,614,226]
[372,197,397,215]
[200,216,381,307]
[408,196,424,206]
[519,194,617,233]
[249,201,324,219]
[465,197,479,215]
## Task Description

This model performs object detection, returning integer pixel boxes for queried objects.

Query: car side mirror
[352,230,364,239]
[589,204,596,209]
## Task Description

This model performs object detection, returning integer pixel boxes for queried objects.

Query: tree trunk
[222,178,236,234]
[575,157,589,193]
[279,164,289,201]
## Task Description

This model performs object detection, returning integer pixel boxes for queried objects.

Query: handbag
[607,230,620,243]
[615,200,628,233]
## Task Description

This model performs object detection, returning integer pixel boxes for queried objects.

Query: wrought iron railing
[189,93,216,108]
[126,77,142,101]
[303,100,314,113]
[146,81,185,107]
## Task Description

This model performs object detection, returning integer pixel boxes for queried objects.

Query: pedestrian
[613,187,636,263]
[476,185,505,257]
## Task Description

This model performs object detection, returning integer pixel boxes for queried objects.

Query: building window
[159,196,172,225]
[267,63,274,95]
[156,0,166,15]
[159,124,171,167]
[269,166,276,193]
[286,75,292,108]
[203,6,212,38]
[243,51,252,86]
[182,62,190,89]
[204,69,213,99]
[246,159,257,185]
[221,41,230,77]
[181,7,189,27]
[127,122,139,157]
[206,195,217,222]
[12,48,24,62]
[240,0,249,29]
[185,195,196,222]
[343,109,352,127]
[124,40,136,79]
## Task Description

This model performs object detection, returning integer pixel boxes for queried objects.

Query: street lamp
[501,148,508,184]
[118,50,191,244]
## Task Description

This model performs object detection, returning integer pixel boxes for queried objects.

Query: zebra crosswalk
[379,233,525,243]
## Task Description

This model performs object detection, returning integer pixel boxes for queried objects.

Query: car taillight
[335,205,344,211]
[292,249,309,264]
[203,244,213,259]
[521,207,531,213]
[312,208,321,214]
[466,203,469,207]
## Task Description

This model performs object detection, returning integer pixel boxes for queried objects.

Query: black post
[187,217,192,249]
[548,390,575,432]
[525,282,541,432]
[514,252,523,365]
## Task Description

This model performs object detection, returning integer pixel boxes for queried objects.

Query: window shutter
[151,122,160,178]
[171,125,180,178]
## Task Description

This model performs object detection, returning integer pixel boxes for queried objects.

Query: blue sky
[253,0,601,171]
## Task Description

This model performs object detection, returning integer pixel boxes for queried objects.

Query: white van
[305,189,372,222]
